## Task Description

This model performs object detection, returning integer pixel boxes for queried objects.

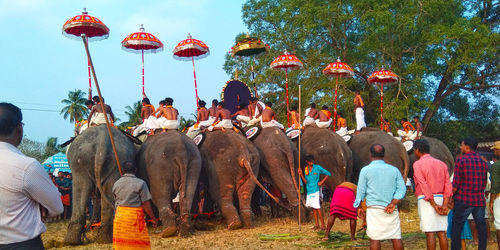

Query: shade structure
[323,57,354,131]
[368,69,399,130]
[122,24,164,97]
[173,34,209,107]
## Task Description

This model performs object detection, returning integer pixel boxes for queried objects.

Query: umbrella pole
[192,57,200,107]
[81,35,123,176]
[333,76,338,132]
[298,84,302,231]
[380,82,384,130]
[142,49,145,98]
[86,36,92,99]
[285,69,290,127]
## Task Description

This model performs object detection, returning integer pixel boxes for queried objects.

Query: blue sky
[1,0,247,142]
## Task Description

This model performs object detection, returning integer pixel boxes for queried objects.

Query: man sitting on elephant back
[303,103,318,127]
[247,97,266,126]
[232,103,251,128]
[397,118,415,141]
[156,98,179,130]
[260,102,284,129]
[315,105,332,128]
[208,102,233,131]
[88,97,115,126]
[187,100,211,136]
[336,112,348,136]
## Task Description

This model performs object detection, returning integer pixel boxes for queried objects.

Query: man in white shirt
[0,103,63,249]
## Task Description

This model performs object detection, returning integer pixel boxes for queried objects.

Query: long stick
[298,84,302,231]
[285,69,290,127]
[142,49,145,97]
[380,82,384,130]
[81,35,123,176]
[192,57,200,107]
[333,76,338,132]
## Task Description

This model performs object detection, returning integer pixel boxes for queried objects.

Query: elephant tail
[238,157,280,204]
[94,142,115,210]
[281,142,300,202]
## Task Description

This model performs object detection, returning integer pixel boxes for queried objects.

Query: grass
[42,193,498,249]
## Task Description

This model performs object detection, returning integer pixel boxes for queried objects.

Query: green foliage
[118,101,142,129]
[60,89,89,124]
[18,137,63,163]
[179,116,196,131]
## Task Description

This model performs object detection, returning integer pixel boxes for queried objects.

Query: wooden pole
[298,84,302,231]
[81,34,123,175]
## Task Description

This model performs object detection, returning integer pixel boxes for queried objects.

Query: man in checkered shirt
[451,137,488,250]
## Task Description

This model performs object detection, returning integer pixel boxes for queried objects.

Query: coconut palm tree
[60,89,88,125]
[118,100,142,129]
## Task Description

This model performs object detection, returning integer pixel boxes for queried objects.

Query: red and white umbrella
[62,8,109,98]
[173,34,209,106]
[323,57,354,132]
[270,50,303,127]
[368,68,399,130]
[122,24,164,97]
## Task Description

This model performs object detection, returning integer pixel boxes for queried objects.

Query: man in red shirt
[451,137,488,250]
[412,139,452,250]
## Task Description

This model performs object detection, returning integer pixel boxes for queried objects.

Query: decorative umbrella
[270,50,303,127]
[173,34,209,107]
[231,35,269,95]
[62,9,123,175]
[62,8,109,98]
[368,68,399,130]
[323,57,354,132]
[122,24,163,97]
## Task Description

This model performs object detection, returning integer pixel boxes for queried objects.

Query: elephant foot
[161,225,177,237]
[178,215,192,237]
[64,221,84,245]
[240,212,253,229]
[227,220,242,230]
[96,224,113,244]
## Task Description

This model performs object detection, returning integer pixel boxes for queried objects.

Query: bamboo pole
[298,84,302,231]
[81,34,123,175]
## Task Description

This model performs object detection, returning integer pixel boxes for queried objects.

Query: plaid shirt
[452,151,488,206]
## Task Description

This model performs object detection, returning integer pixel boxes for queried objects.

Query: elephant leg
[96,178,115,244]
[237,176,256,229]
[64,172,93,245]
[219,182,241,230]
[156,183,177,238]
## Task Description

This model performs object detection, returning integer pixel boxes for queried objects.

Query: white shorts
[260,120,284,129]
[417,194,448,232]
[366,206,401,240]
[305,191,320,209]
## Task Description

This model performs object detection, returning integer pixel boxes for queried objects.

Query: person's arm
[413,162,433,201]
[318,175,329,186]
[108,105,115,121]
[452,160,462,195]
[141,107,146,120]
[197,109,202,122]
[318,166,331,186]
[142,200,158,226]
[353,168,367,208]
[298,167,306,184]
[442,163,453,208]
[24,162,64,217]
[87,107,95,123]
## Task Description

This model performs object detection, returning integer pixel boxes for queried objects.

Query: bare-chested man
[397,118,415,141]
[354,90,366,132]
[303,103,318,127]
[140,98,155,122]
[260,102,284,129]
[316,105,332,128]
[248,97,266,126]
[287,106,301,129]
[232,104,251,128]
[88,97,115,126]
[186,100,211,136]
[208,102,233,131]
[155,97,179,130]
[413,116,423,140]
[132,98,157,136]
[336,112,348,136]
[208,99,218,119]
[78,100,95,134]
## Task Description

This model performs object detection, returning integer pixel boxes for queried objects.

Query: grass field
[42,193,497,249]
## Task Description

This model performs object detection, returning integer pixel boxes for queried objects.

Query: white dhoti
[494,196,500,229]
[305,191,320,209]
[161,119,179,130]
[208,119,233,131]
[236,115,251,127]
[260,120,284,129]
[417,194,447,232]
[90,113,112,126]
[247,117,261,126]
[366,206,401,240]
[79,123,89,134]
[397,129,413,140]
[408,131,422,140]
[336,127,348,136]
[303,116,315,127]
[315,118,332,128]
[200,116,216,128]
[355,108,366,130]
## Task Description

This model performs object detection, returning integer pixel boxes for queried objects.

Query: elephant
[408,136,455,176]
[64,126,136,245]
[299,126,354,191]
[199,130,260,229]
[137,130,202,237]
[252,127,305,220]
[348,130,410,183]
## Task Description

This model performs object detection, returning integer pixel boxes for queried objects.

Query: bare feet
[322,236,329,241]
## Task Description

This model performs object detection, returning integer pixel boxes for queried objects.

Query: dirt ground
[42,193,498,249]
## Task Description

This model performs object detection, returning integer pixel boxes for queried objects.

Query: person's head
[122,161,137,174]
[159,100,165,106]
[492,141,500,157]
[461,137,478,153]
[85,100,94,109]
[142,98,150,105]
[265,102,272,108]
[0,103,23,146]
[384,118,389,123]
[400,118,408,124]
[198,100,206,108]
[290,106,297,111]
[212,99,219,106]
[92,96,99,103]
[164,97,173,106]
[369,144,385,159]
[337,111,343,118]
[355,90,360,95]
[413,116,420,122]
[305,155,314,165]
[249,97,257,104]
[58,171,64,178]
[413,139,430,159]
[218,102,225,109]
[321,105,328,110]
[310,103,316,108]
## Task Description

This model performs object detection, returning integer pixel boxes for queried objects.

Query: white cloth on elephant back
[247,117,261,126]
[305,191,320,209]
[132,116,155,136]
[336,127,348,136]
[355,107,366,130]
[90,112,113,126]
[79,123,89,134]
[366,206,401,240]
[236,115,251,127]
[160,119,179,130]
[260,120,284,129]
[208,119,233,131]
[417,194,448,232]
[315,118,332,128]
[397,129,413,140]
[303,116,315,127]
[408,131,422,140]
[200,116,216,128]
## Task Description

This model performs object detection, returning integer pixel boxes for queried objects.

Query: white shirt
[0,142,63,244]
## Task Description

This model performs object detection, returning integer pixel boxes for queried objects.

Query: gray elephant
[299,126,354,191]
[349,130,410,182]
[199,130,260,229]
[137,130,202,237]
[65,126,136,244]
[252,127,305,219]
[408,136,455,176]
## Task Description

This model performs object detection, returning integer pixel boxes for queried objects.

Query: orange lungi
[113,206,151,250]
